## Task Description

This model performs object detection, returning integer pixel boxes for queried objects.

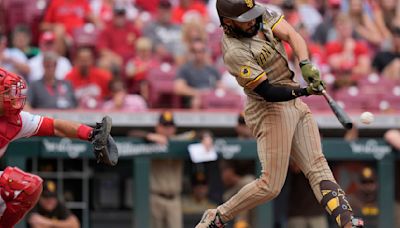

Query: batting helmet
[216,0,265,22]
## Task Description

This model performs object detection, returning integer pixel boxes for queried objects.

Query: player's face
[0,80,26,116]
[156,124,176,137]
[39,197,58,211]
[226,18,259,38]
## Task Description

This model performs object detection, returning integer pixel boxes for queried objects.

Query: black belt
[153,192,176,200]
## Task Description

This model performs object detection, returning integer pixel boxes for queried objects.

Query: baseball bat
[319,87,353,129]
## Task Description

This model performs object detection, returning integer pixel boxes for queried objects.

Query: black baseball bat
[320,88,353,129]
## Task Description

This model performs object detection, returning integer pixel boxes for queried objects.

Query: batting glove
[300,59,321,84]
[306,79,326,95]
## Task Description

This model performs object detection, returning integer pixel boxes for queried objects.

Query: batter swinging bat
[319,86,353,129]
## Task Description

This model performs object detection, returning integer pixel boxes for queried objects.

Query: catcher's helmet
[0,67,27,117]
[216,0,264,22]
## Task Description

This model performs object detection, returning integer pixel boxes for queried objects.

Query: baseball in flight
[360,112,374,124]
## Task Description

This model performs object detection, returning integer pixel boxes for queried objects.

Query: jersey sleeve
[223,48,266,90]
[263,8,284,30]
[15,111,44,139]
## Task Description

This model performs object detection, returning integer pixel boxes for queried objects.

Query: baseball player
[195,0,364,227]
[0,67,118,228]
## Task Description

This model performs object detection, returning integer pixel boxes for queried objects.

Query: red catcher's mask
[0,68,27,117]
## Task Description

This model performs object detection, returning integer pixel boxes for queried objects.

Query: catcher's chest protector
[0,115,22,149]
[0,167,43,228]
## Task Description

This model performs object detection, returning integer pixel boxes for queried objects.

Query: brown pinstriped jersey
[222,7,299,101]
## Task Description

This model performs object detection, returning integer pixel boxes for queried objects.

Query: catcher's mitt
[90,116,118,166]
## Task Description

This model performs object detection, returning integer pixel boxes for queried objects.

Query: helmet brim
[231,4,265,22]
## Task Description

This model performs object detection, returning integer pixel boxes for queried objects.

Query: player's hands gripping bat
[306,80,326,95]
[90,116,119,166]
[318,86,353,129]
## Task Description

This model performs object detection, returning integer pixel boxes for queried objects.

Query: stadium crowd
[1,0,400,227]
[1,0,399,112]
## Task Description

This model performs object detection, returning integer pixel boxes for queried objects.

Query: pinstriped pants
[218,98,336,221]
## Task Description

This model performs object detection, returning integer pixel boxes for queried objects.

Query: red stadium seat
[357,74,395,98]
[333,86,370,111]
[146,64,182,108]
[301,95,330,111]
[2,0,47,43]
[72,24,100,48]
[200,89,244,110]
[378,86,400,112]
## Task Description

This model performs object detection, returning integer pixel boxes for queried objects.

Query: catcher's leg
[198,101,300,228]
[290,101,363,228]
[0,167,43,228]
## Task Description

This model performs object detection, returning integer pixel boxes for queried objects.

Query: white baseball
[360,112,374,124]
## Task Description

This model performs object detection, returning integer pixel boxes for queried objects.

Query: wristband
[77,124,93,141]
[294,88,309,97]
[299,59,311,68]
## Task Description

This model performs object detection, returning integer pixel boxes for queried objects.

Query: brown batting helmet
[216,0,265,22]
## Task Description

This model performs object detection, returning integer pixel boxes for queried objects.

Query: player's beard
[232,22,260,38]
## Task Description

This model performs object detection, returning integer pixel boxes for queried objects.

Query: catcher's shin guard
[320,180,353,227]
[0,167,43,228]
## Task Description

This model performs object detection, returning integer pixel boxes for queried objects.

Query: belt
[153,192,176,200]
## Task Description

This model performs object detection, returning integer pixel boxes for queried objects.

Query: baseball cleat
[195,209,226,228]
[351,217,364,227]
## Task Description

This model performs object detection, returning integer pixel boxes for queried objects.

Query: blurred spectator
[181,20,208,52]
[281,0,302,29]
[65,46,112,109]
[384,128,400,150]
[27,180,80,228]
[0,32,30,79]
[348,167,379,227]
[174,40,221,109]
[171,0,208,24]
[368,0,392,46]
[182,171,218,215]
[313,0,342,45]
[0,2,5,34]
[220,160,255,227]
[347,0,383,45]
[372,25,400,80]
[125,37,160,96]
[235,113,253,140]
[326,13,371,89]
[90,0,113,24]
[297,0,322,35]
[27,51,77,109]
[135,0,160,14]
[376,0,400,32]
[28,31,72,82]
[219,70,246,98]
[102,77,148,111]
[142,0,185,64]
[97,3,141,73]
[11,25,39,59]
[41,0,100,56]
[129,111,188,228]
[384,128,400,228]
[287,162,329,228]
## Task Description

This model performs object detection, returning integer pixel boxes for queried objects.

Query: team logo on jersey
[240,66,251,78]
[244,0,253,8]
